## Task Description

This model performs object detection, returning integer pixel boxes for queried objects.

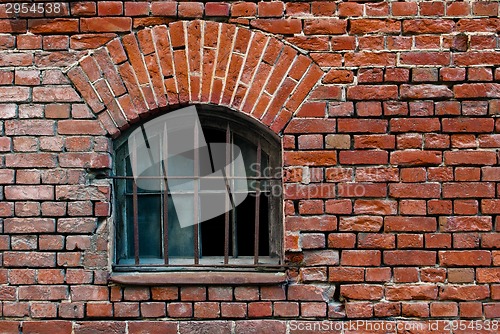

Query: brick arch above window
[66,20,325,139]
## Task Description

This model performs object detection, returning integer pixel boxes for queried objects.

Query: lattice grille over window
[113,106,282,270]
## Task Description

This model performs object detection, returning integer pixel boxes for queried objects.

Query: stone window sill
[109,271,288,286]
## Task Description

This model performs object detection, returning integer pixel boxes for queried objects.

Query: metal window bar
[254,140,261,265]
[193,123,200,265]
[231,135,237,259]
[130,137,140,265]
[161,123,169,265]
[224,124,231,264]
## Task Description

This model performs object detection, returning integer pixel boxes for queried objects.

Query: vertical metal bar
[254,140,261,264]
[133,181,140,265]
[162,123,169,265]
[231,131,238,258]
[131,137,140,265]
[193,123,200,265]
[224,124,230,264]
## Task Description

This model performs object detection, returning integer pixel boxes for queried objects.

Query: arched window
[112,105,282,270]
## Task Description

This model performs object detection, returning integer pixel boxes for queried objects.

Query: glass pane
[167,147,194,192]
[235,193,269,256]
[199,193,228,257]
[167,194,195,257]
[125,133,162,193]
[126,195,162,258]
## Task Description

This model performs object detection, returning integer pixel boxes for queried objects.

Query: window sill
[109,271,288,286]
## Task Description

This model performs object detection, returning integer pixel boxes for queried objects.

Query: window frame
[111,105,284,272]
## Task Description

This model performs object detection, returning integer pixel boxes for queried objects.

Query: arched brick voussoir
[66,20,324,138]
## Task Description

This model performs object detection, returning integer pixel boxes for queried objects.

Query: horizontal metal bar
[124,191,269,196]
[114,263,293,269]
[111,175,282,180]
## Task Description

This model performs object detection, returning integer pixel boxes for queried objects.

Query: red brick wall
[1,1,499,332]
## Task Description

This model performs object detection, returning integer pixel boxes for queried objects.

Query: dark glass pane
[235,194,269,256]
[199,197,228,256]
[167,194,195,258]
[126,195,162,258]
[200,193,269,257]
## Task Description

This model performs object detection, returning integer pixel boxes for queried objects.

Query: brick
[288,284,329,302]
[338,119,387,133]
[374,302,400,317]
[347,85,398,100]
[340,284,384,301]
[284,151,336,167]
[3,252,56,268]
[124,287,150,301]
[336,2,361,16]
[477,268,500,283]
[354,200,397,215]
[439,251,491,267]
[440,216,492,232]
[350,19,400,34]
[273,302,299,317]
[194,302,220,318]
[304,19,347,35]
[346,52,396,67]
[70,2,96,16]
[430,302,458,317]
[124,2,150,16]
[4,218,54,234]
[286,2,309,15]
[29,19,79,34]
[386,285,438,301]
[71,34,116,50]
[22,321,72,334]
[393,2,418,16]
[5,185,54,200]
[389,183,441,198]
[33,87,80,102]
[384,250,436,266]
[385,217,436,232]
[439,285,490,301]
[167,303,192,318]
[401,52,451,66]
[484,303,500,318]
[250,19,302,34]
[220,303,246,318]
[80,17,132,32]
[460,302,483,318]
[341,250,381,266]
[58,120,106,135]
[286,216,337,232]
[285,119,336,133]
[71,286,108,301]
[231,2,257,16]
[258,1,284,17]
[364,269,389,284]
[86,302,113,318]
[394,267,419,283]
[74,322,126,334]
[178,2,204,18]
[403,19,455,34]
[443,182,495,198]
[128,322,175,334]
[421,268,447,283]
[345,302,373,318]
